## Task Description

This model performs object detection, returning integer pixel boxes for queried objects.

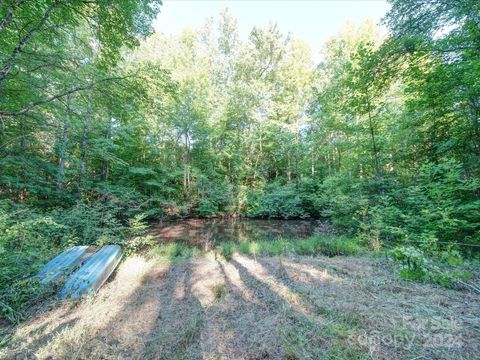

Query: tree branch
[0,0,60,86]
[0,74,138,117]
[0,0,26,32]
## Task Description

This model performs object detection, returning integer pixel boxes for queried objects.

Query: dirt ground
[1,253,479,359]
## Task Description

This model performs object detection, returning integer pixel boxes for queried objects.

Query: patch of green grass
[262,239,294,256]
[313,303,362,328]
[149,242,201,263]
[212,283,227,299]
[249,241,261,257]
[177,313,204,350]
[222,236,360,258]
[280,311,368,360]
[148,236,360,265]
[237,242,250,255]
[153,312,204,359]
[293,237,317,255]
[321,237,360,256]
[322,344,372,360]
[219,242,234,260]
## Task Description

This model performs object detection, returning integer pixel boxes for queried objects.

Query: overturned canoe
[38,246,89,284]
[60,245,122,299]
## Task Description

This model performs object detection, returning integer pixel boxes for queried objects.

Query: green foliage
[0,194,153,323]
[317,175,369,233]
[1,0,480,328]
[0,201,61,322]
[364,160,480,250]
[124,213,156,255]
[391,246,429,280]
[247,182,310,219]
[194,176,233,217]
[391,246,472,287]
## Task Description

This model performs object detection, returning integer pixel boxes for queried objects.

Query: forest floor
[1,252,479,359]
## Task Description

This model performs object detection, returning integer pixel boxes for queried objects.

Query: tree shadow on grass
[140,262,205,359]
[2,316,80,358]
[227,256,373,359]
[8,253,476,359]
[1,254,375,359]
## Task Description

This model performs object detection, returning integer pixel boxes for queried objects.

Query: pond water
[150,218,326,249]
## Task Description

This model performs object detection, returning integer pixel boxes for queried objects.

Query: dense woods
[1,0,479,322]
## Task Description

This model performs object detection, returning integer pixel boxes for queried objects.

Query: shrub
[194,176,234,217]
[318,175,369,233]
[391,245,472,287]
[247,182,309,219]
[0,194,150,324]
[124,213,156,255]
[0,201,62,323]
[364,160,480,252]
[391,246,429,280]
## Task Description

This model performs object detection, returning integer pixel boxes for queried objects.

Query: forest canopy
[0,0,479,322]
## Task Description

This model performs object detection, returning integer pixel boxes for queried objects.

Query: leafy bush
[391,246,429,280]
[364,160,480,251]
[194,176,234,217]
[317,175,369,233]
[0,201,63,322]
[247,182,309,219]
[124,213,156,255]
[391,245,472,287]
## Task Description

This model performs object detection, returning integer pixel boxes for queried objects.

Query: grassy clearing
[1,236,478,359]
[1,251,478,359]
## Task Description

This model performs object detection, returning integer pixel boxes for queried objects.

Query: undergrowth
[390,245,476,289]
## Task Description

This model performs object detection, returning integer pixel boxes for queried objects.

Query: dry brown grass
[1,252,479,359]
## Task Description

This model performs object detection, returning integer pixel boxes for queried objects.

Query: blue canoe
[38,246,89,284]
[60,245,123,299]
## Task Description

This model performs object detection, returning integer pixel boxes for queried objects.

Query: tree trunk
[286,149,292,183]
[366,98,381,178]
[56,97,70,197]
[100,117,112,181]
[183,124,190,192]
[78,90,91,196]
[311,150,315,176]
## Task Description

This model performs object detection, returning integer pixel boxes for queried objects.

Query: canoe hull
[60,245,123,299]
[38,246,89,284]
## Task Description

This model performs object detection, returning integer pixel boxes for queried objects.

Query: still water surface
[150,218,322,248]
